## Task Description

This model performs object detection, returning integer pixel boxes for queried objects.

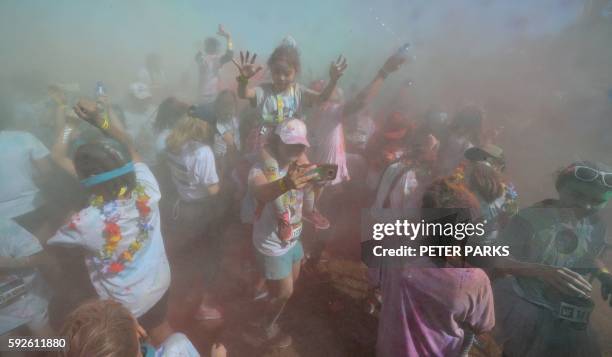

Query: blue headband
[80,162,135,187]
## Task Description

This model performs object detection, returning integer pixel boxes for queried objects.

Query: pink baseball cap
[275,119,310,147]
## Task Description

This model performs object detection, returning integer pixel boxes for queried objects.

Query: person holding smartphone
[243,119,318,348]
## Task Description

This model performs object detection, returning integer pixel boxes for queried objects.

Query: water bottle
[396,43,411,58]
[95,81,107,113]
[95,81,106,97]
[396,43,416,62]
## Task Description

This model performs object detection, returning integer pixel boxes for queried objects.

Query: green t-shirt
[500,199,606,310]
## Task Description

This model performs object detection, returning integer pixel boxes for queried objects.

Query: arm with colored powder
[303,56,348,107]
[250,161,317,204]
[217,24,234,65]
[343,52,407,116]
[50,95,77,177]
[0,252,48,270]
[73,98,142,163]
[232,51,261,100]
[492,215,593,298]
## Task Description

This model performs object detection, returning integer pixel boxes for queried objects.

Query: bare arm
[343,74,385,117]
[498,257,592,298]
[0,251,49,270]
[316,77,339,105]
[208,183,220,195]
[490,215,592,298]
[250,171,290,203]
[304,56,348,107]
[217,24,234,65]
[250,162,317,203]
[233,51,261,100]
[104,107,142,163]
[50,104,77,176]
[237,76,257,100]
[343,53,407,116]
[73,98,142,163]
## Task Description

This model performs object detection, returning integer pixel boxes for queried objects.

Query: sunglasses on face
[479,158,505,172]
[573,166,612,188]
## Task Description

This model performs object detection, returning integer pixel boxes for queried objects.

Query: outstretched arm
[303,56,348,107]
[250,162,317,204]
[233,51,261,100]
[50,99,77,176]
[319,56,348,103]
[217,24,234,65]
[73,97,142,163]
[343,53,407,117]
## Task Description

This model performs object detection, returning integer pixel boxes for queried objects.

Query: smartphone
[306,164,338,182]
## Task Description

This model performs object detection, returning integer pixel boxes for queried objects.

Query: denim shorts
[256,241,304,280]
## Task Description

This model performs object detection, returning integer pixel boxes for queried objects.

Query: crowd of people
[1,23,612,357]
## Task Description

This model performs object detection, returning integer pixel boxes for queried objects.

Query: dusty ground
[160,190,612,357]
[162,221,505,357]
[11,184,612,357]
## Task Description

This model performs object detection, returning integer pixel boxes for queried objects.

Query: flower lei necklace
[88,184,153,274]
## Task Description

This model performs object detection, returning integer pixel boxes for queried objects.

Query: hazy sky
[2,0,609,202]
[0,0,586,92]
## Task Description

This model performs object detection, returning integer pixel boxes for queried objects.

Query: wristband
[278,177,288,192]
[62,127,73,143]
[236,75,249,85]
[100,113,110,130]
[593,268,610,280]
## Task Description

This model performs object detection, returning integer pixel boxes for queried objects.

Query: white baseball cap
[274,119,309,147]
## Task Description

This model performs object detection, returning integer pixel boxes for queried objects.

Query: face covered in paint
[270,61,297,92]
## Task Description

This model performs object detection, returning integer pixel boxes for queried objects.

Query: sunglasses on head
[573,166,612,188]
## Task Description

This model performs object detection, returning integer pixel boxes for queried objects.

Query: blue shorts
[256,241,304,280]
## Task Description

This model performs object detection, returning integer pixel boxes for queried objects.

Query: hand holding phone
[305,164,338,182]
[285,162,316,190]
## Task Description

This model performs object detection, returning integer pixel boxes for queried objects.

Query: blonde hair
[58,299,139,357]
[166,116,213,154]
